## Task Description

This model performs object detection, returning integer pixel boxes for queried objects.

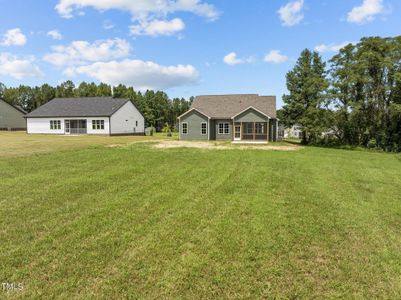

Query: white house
[25,97,145,135]
[284,124,303,139]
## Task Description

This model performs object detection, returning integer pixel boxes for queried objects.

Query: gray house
[178,94,278,142]
[0,99,26,130]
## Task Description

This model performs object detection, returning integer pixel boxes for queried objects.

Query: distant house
[284,124,303,139]
[178,94,278,142]
[0,99,26,131]
[25,97,144,135]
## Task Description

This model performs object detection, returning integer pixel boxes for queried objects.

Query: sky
[0,0,400,107]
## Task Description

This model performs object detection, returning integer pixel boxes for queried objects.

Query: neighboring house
[284,124,303,139]
[0,99,27,131]
[25,97,144,135]
[178,94,278,142]
[277,123,285,140]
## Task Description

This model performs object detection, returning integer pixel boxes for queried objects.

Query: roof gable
[0,99,26,115]
[26,97,130,118]
[191,94,276,119]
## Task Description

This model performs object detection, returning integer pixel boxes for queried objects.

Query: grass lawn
[1,133,401,298]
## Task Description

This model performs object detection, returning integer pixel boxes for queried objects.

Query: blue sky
[0,0,399,107]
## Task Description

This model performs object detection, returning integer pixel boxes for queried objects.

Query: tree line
[281,36,401,152]
[0,81,192,130]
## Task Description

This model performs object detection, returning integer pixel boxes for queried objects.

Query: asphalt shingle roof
[26,97,129,118]
[191,94,276,119]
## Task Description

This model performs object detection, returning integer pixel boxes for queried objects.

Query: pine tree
[282,49,329,144]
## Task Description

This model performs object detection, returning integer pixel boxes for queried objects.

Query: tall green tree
[330,36,401,150]
[282,49,329,144]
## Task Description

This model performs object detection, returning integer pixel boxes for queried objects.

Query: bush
[367,138,377,149]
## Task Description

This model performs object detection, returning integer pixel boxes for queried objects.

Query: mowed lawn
[1,134,401,298]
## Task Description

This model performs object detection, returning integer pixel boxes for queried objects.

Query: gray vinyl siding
[0,100,26,129]
[234,108,269,123]
[215,119,232,140]
[180,110,209,140]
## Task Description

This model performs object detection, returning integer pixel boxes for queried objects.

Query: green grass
[1,135,401,298]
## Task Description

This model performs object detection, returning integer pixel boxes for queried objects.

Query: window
[136,121,138,127]
[201,122,207,135]
[218,123,230,134]
[92,120,104,130]
[50,120,61,130]
[245,123,253,134]
[182,123,188,134]
[255,123,265,134]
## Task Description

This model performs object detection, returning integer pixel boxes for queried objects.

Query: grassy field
[1,133,401,298]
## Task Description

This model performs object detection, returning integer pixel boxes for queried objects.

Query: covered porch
[233,122,268,142]
[65,119,87,135]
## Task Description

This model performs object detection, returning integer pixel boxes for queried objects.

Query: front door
[234,124,241,141]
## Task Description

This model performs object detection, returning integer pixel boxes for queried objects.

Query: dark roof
[190,94,276,119]
[25,97,130,118]
[0,98,27,114]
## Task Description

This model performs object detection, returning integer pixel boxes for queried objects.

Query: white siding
[86,117,110,135]
[110,101,144,135]
[27,117,110,134]
[27,118,65,134]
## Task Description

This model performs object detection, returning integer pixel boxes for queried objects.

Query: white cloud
[347,0,385,24]
[103,20,115,30]
[264,50,288,64]
[65,59,198,90]
[278,0,304,27]
[55,0,219,21]
[315,41,354,53]
[223,52,254,66]
[130,18,185,36]
[47,30,63,40]
[1,28,27,46]
[43,38,131,66]
[0,53,43,79]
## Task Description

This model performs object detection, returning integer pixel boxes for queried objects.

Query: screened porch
[65,119,87,135]
[234,122,268,141]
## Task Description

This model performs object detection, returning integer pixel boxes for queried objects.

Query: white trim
[231,106,272,120]
[177,108,211,120]
[218,122,230,135]
[201,122,207,135]
[234,124,241,141]
[181,122,188,135]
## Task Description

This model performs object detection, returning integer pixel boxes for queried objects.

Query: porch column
[253,122,256,140]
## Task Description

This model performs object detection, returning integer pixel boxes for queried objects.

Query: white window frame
[50,120,61,130]
[218,122,230,135]
[92,120,104,130]
[201,122,207,135]
[182,122,188,135]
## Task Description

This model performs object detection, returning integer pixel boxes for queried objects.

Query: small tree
[162,123,172,137]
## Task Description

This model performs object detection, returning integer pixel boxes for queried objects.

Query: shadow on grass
[281,138,394,154]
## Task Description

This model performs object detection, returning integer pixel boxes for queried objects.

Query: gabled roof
[231,106,272,119]
[191,94,276,119]
[25,97,130,118]
[0,98,27,114]
[177,108,211,119]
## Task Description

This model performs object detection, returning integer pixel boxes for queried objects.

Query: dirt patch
[152,140,301,151]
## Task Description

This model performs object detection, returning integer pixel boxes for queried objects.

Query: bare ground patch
[152,140,301,151]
